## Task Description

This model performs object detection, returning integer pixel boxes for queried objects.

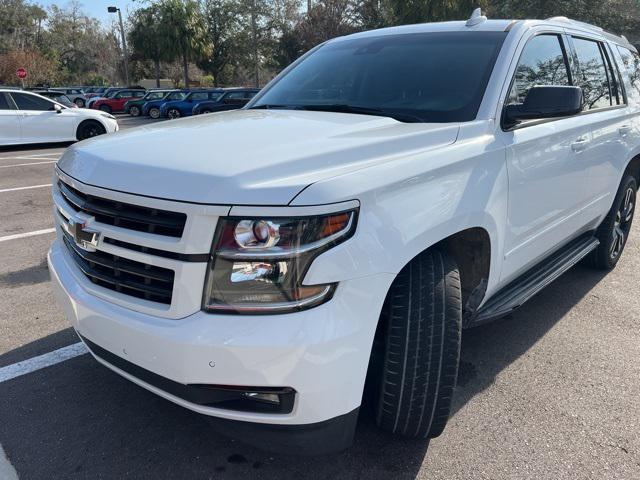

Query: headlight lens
[203,209,357,314]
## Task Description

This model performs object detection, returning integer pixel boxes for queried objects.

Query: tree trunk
[154,58,161,88]
[182,50,189,88]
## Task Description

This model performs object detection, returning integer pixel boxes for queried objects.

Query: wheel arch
[624,153,640,185]
[76,118,106,140]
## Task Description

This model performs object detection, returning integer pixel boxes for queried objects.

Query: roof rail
[546,16,603,32]
[466,8,487,27]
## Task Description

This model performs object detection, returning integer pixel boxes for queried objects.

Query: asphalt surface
[0,114,639,479]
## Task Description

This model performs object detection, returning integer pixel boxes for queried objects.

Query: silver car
[51,87,87,107]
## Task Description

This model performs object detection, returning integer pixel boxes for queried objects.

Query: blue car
[160,89,224,119]
[142,90,190,119]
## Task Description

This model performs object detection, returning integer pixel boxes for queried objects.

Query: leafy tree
[197,0,244,86]
[129,6,172,87]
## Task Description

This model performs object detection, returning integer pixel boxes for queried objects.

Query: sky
[38,0,139,26]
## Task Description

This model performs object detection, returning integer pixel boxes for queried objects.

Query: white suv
[48,13,640,454]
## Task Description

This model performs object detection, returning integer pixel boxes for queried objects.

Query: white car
[0,89,118,145]
[49,12,640,454]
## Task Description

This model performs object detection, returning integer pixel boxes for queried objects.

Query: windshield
[145,91,166,100]
[252,31,506,123]
[165,92,186,100]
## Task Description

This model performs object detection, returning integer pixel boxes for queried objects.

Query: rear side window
[133,91,145,98]
[190,92,209,101]
[616,46,640,104]
[0,93,13,110]
[572,37,614,110]
[507,34,571,105]
[11,92,54,111]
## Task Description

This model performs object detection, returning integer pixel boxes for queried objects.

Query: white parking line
[0,184,52,194]
[0,342,88,384]
[0,228,56,243]
[0,161,57,169]
[0,444,18,480]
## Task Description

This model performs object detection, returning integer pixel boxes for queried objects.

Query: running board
[471,235,599,326]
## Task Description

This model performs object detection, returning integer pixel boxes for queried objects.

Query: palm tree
[129,6,171,88]
[159,0,211,87]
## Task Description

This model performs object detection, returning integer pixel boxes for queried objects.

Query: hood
[57,109,459,205]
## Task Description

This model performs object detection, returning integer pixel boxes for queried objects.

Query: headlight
[203,209,358,314]
[100,112,116,120]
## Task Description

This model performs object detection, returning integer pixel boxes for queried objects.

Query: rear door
[565,34,635,224]
[0,93,21,145]
[498,32,595,283]
[10,92,76,143]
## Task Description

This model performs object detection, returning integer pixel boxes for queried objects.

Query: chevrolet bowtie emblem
[67,215,100,251]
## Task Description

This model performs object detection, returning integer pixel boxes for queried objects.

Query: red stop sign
[16,68,27,79]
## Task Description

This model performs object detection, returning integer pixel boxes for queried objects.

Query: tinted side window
[11,93,54,111]
[507,35,570,105]
[616,46,640,104]
[226,92,246,99]
[134,91,145,97]
[0,93,13,110]
[572,37,612,110]
[190,92,208,101]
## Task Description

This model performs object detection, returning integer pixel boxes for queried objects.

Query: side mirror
[503,86,583,129]
[54,104,63,114]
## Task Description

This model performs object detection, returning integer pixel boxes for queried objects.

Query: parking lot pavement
[1,119,639,478]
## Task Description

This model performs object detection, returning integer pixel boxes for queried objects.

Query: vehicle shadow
[0,264,607,479]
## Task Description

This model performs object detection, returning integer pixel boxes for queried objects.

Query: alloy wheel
[168,109,180,119]
[149,108,160,119]
[610,186,635,260]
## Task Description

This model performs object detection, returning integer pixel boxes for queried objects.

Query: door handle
[618,125,633,136]
[571,137,590,152]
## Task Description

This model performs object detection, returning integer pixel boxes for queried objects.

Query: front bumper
[48,239,393,431]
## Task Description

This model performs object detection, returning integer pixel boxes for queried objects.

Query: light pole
[108,6,130,86]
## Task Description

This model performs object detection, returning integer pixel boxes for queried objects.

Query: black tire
[149,107,161,119]
[129,105,141,117]
[167,108,181,119]
[99,104,112,113]
[76,120,106,141]
[374,248,462,439]
[201,108,212,114]
[589,175,637,270]
[75,98,85,108]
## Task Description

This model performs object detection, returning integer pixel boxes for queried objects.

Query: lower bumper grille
[62,232,175,304]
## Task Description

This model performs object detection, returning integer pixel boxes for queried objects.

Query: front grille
[62,231,174,304]
[58,180,187,238]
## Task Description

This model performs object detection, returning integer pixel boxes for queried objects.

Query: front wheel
[76,120,106,141]
[167,108,181,119]
[129,105,141,117]
[99,105,111,113]
[148,107,161,119]
[589,175,636,270]
[373,248,462,439]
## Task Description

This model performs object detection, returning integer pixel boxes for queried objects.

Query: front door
[498,33,594,284]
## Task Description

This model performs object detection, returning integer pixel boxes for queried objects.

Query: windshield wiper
[294,104,423,123]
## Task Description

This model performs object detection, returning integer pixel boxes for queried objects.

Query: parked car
[192,88,260,115]
[125,89,174,117]
[142,90,189,118]
[84,87,108,95]
[48,13,640,455]
[85,88,125,108]
[33,90,78,108]
[91,89,146,113]
[160,89,224,118]
[0,89,118,145]
[51,87,88,107]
